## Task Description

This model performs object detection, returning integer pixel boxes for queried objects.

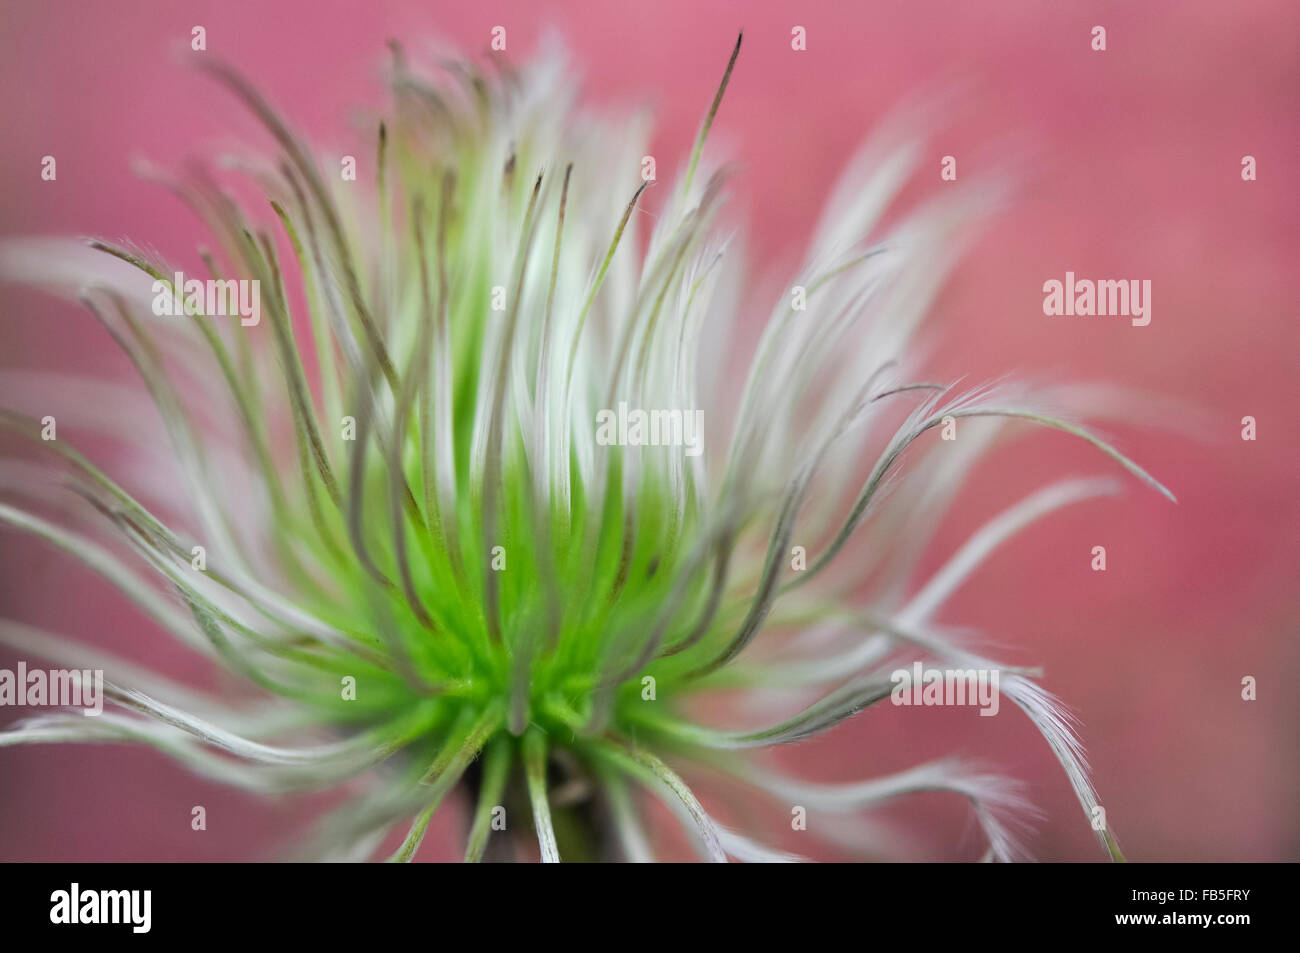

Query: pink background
[1,0,1297,860]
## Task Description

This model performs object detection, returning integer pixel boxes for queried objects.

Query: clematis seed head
[0,32,1171,862]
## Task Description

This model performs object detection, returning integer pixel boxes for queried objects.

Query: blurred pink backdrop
[1,0,1297,861]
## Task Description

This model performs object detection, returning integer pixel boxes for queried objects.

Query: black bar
[0,862,1281,940]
